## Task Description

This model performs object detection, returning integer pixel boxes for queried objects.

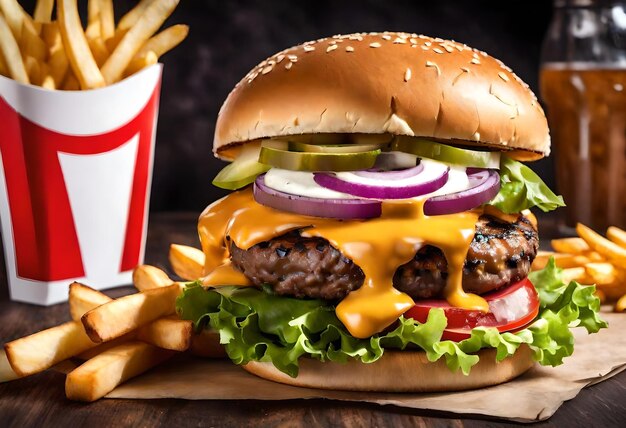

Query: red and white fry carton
[0,65,162,305]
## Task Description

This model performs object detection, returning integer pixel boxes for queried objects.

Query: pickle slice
[212,145,270,190]
[287,140,387,153]
[392,137,501,169]
[259,140,380,171]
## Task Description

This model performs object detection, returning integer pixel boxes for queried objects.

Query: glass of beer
[540,0,626,231]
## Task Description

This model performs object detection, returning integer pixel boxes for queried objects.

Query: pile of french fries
[0,243,213,402]
[532,223,626,312]
[0,0,188,90]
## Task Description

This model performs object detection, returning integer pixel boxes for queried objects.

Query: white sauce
[264,169,357,199]
[264,158,471,201]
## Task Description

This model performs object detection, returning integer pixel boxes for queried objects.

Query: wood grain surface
[1,213,625,427]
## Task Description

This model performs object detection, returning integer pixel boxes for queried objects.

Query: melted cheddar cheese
[198,188,488,338]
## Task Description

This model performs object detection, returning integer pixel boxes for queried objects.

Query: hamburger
[176,32,606,392]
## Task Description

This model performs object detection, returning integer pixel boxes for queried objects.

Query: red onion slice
[423,169,500,216]
[313,160,449,199]
[253,175,381,219]
[353,163,424,180]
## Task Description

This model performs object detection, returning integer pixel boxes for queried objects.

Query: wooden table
[1,213,625,427]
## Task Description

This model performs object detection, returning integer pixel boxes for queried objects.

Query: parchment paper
[106,312,626,422]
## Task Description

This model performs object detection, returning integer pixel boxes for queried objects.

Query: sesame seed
[303,45,315,52]
[421,46,429,50]
[471,58,481,64]
[461,67,470,72]
[369,42,381,48]
[393,37,407,44]
[267,60,276,66]
[327,44,338,52]
[276,55,285,63]
[444,45,454,53]
[425,41,432,46]
[258,60,267,67]
[345,46,354,52]
[455,45,463,52]
[425,61,441,76]
[382,34,392,40]
[498,72,510,82]
[329,40,337,45]
[404,68,412,82]
[262,66,273,74]
[411,44,417,48]
[288,54,298,61]
[410,38,417,44]
[473,132,481,140]
[285,62,293,70]
[433,48,444,54]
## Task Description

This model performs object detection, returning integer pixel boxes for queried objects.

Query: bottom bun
[242,345,534,392]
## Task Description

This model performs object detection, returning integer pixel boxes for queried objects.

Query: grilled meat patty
[229,214,538,300]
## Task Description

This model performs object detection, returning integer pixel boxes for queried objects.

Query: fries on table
[81,283,180,343]
[66,342,174,402]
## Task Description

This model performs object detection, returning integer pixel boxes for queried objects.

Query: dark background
[21,0,555,212]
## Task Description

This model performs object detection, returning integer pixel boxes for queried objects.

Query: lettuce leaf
[177,258,606,377]
[489,156,565,213]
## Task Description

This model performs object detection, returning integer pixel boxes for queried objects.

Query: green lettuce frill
[176,259,606,377]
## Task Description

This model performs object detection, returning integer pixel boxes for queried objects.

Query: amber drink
[540,66,626,230]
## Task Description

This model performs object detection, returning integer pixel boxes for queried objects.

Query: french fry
[134,24,189,60]
[49,43,70,87]
[123,49,158,77]
[577,223,626,269]
[104,28,128,52]
[0,350,19,383]
[63,72,80,90]
[0,51,9,77]
[560,267,587,284]
[584,262,617,285]
[0,0,34,39]
[169,244,205,280]
[616,294,626,312]
[102,0,180,84]
[551,237,590,254]
[4,321,97,377]
[81,283,180,343]
[607,226,626,250]
[76,332,136,360]
[58,0,106,89]
[117,0,154,32]
[532,251,589,270]
[0,14,29,84]
[69,282,113,321]
[20,21,47,62]
[85,0,101,40]
[24,55,41,85]
[41,74,55,89]
[65,342,174,402]
[87,37,110,67]
[133,264,174,291]
[98,0,115,40]
[137,316,192,351]
[34,0,54,23]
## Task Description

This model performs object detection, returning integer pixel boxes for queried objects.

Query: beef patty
[229,214,538,301]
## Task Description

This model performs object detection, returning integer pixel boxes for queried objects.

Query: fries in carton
[0,65,163,305]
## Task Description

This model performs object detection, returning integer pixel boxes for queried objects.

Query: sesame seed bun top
[214,32,550,161]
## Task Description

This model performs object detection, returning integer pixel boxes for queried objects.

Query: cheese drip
[198,188,487,338]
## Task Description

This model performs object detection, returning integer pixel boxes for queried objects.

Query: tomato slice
[404,278,540,342]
